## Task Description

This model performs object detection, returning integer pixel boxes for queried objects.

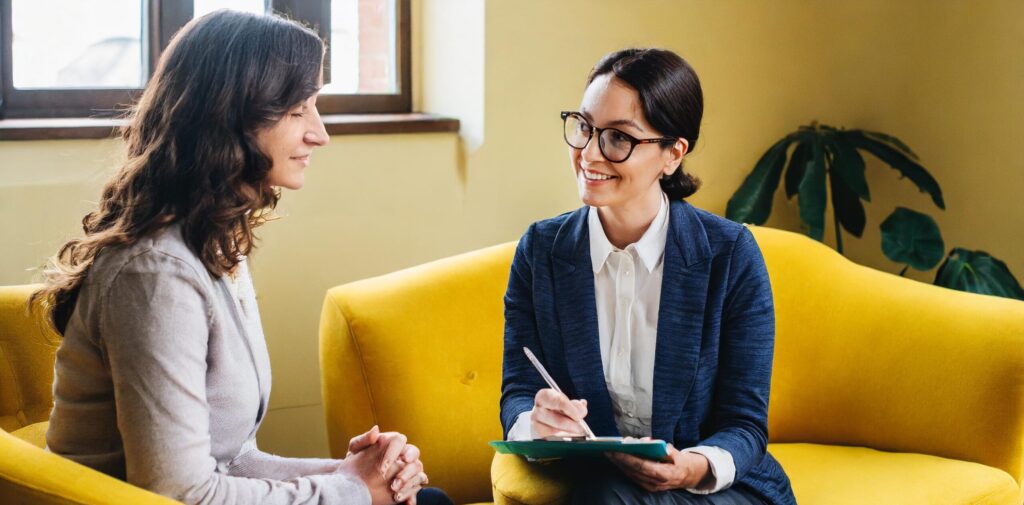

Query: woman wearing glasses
[36,10,449,505]
[500,48,796,505]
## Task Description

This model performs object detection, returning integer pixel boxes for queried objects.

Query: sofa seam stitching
[330,293,379,423]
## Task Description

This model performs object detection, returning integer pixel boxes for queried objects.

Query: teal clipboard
[489,438,670,462]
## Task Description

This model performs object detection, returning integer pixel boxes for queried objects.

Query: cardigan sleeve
[227,439,344,480]
[100,251,370,505]
[697,226,776,482]
[499,224,549,439]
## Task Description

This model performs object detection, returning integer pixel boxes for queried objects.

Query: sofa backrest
[320,243,514,504]
[319,227,1024,503]
[757,227,1024,486]
[0,284,59,433]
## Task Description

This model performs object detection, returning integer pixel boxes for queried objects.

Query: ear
[663,138,689,176]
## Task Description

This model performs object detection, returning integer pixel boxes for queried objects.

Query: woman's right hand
[341,428,427,505]
[530,388,589,438]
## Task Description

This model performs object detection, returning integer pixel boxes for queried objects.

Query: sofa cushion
[491,452,572,505]
[772,443,1019,505]
[491,443,1020,505]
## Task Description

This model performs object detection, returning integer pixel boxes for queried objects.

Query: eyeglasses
[560,111,676,163]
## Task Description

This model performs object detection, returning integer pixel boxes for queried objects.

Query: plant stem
[899,265,909,276]
[833,208,844,255]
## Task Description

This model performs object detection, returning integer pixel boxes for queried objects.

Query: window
[0,0,411,119]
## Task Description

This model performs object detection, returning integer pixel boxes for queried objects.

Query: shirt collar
[589,193,670,274]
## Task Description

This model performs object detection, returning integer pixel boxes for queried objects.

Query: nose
[304,107,330,147]
[580,132,605,164]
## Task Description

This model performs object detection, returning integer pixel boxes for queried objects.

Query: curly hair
[32,10,324,333]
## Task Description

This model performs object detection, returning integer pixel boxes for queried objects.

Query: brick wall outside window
[357,0,393,93]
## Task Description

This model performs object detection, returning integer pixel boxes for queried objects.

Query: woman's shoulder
[89,224,210,286]
[676,201,751,251]
[523,207,586,241]
[514,206,588,259]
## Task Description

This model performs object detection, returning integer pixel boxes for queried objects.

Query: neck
[597,190,664,249]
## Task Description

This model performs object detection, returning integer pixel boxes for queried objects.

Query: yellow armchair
[319,227,1024,505]
[0,284,178,504]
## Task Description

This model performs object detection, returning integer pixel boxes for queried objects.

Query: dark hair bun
[588,48,703,200]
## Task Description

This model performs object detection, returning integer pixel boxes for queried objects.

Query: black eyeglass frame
[560,110,677,163]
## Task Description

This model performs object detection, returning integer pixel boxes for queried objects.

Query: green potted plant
[726,122,1022,300]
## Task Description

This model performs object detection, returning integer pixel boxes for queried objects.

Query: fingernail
[392,479,401,491]
[395,493,405,502]
[381,462,389,475]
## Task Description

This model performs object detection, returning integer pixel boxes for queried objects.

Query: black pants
[416,487,454,505]
[568,461,766,505]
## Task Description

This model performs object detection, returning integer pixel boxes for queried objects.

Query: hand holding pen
[524,347,595,439]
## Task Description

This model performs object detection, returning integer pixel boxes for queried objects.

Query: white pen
[523,346,597,439]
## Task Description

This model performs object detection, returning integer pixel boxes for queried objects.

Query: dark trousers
[417,487,454,505]
[568,461,766,505]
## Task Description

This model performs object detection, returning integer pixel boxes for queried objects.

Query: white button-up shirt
[508,194,735,494]
[590,193,667,439]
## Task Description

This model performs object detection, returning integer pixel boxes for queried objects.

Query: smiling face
[571,74,687,211]
[259,89,329,190]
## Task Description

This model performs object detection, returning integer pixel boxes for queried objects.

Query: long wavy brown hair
[32,10,324,334]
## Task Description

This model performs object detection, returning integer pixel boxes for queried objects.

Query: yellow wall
[1,1,1020,458]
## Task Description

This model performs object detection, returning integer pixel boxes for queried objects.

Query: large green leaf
[842,130,945,209]
[828,163,866,237]
[798,136,827,241]
[862,130,919,160]
[879,207,945,270]
[828,136,870,202]
[726,135,794,224]
[934,248,1024,300]
[784,140,809,200]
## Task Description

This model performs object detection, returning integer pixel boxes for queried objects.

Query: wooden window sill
[0,113,459,141]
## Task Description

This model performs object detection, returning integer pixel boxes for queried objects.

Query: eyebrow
[579,110,645,132]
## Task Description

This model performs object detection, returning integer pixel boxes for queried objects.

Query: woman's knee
[415,487,454,505]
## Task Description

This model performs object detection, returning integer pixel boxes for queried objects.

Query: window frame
[0,0,411,120]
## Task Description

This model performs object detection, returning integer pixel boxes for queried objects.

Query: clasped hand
[338,425,428,505]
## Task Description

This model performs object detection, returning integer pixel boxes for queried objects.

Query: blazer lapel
[550,207,619,436]
[651,201,713,441]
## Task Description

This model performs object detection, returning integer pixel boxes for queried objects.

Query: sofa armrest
[0,429,180,504]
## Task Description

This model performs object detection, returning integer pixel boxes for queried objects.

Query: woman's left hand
[350,429,427,505]
[605,438,712,492]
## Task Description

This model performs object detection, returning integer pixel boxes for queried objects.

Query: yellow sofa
[0,284,178,504]
[319,226,1024,505]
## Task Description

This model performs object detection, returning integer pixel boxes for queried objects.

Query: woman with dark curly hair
[34,10,450,505]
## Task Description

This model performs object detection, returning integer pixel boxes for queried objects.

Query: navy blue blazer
[499,200,796,505]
